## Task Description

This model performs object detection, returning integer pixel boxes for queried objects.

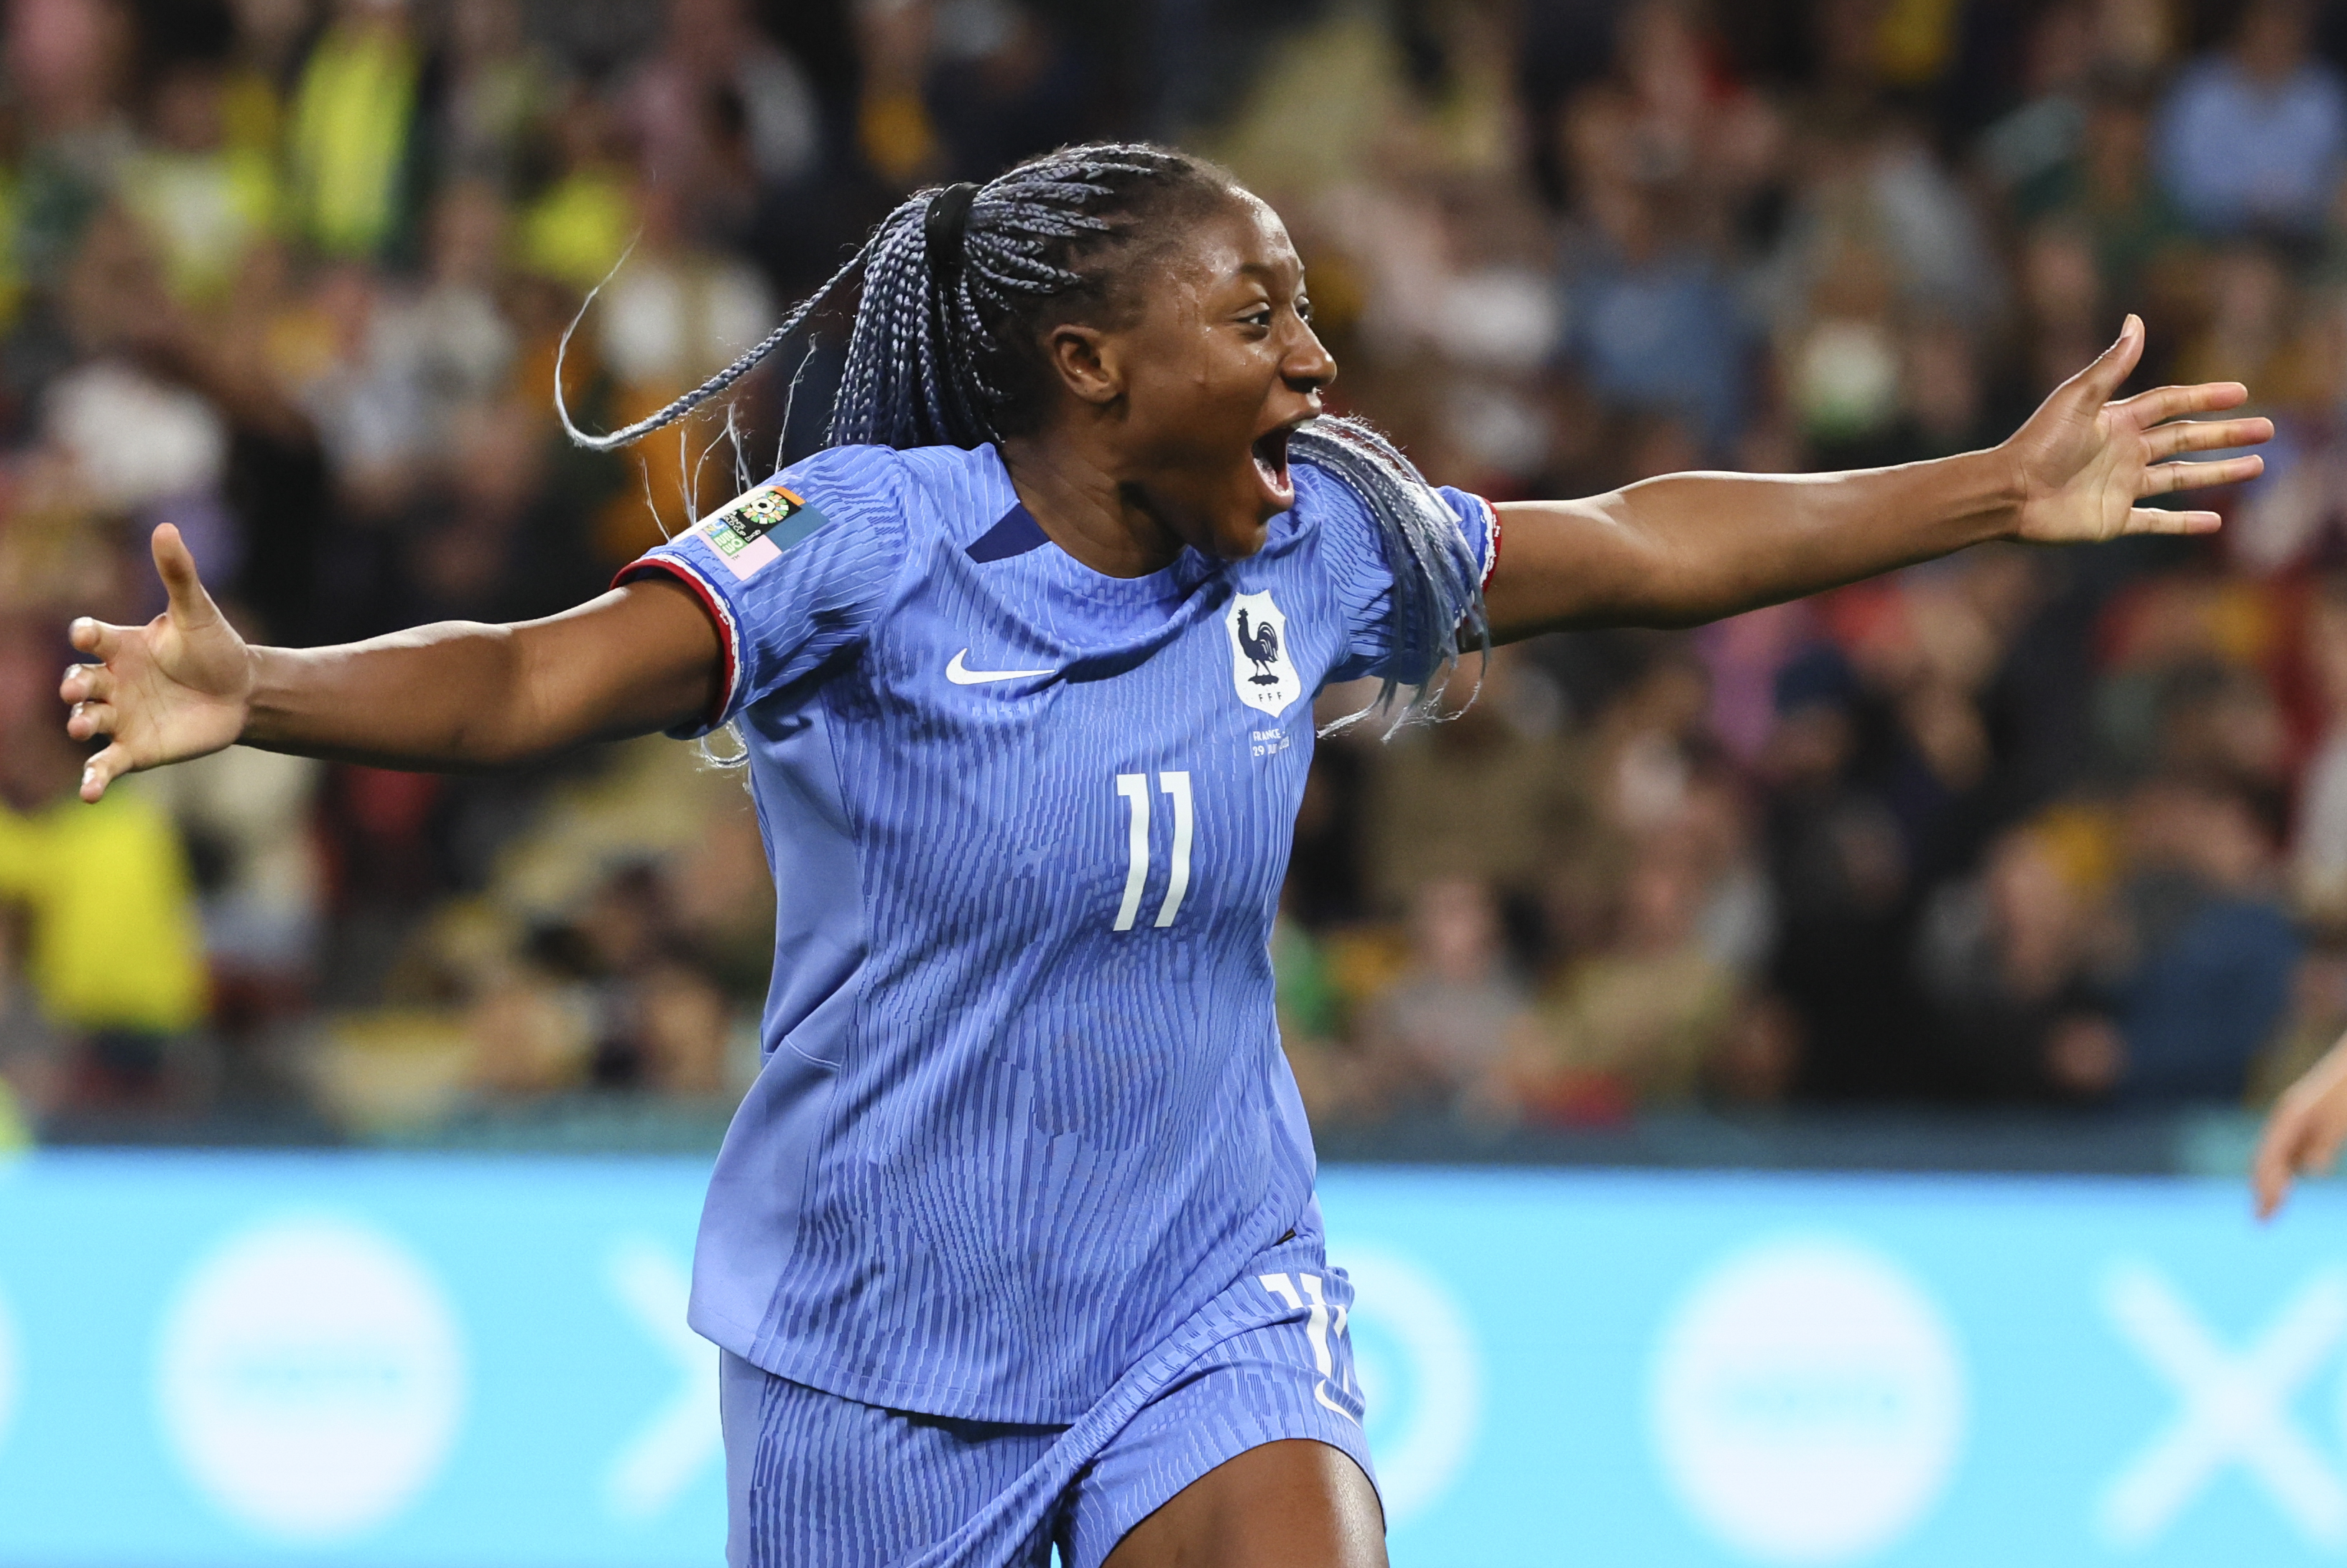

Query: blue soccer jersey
[620,442,1495,1421]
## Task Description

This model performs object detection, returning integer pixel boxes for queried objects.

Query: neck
[999,431,1187,578]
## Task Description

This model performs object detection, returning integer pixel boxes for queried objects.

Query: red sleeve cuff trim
[1478,496,1501,590]
[615,555,739,733]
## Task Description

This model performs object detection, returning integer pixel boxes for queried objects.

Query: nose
[1285,320,1337,396]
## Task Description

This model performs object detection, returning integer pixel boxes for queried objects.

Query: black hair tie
[925,182,980,270]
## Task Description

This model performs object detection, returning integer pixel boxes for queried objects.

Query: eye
[1296,295,1313,323]
[1239,305,1273,332]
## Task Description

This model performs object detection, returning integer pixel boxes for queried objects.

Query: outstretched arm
[1483,316,2272,641]
[60,525,725,801]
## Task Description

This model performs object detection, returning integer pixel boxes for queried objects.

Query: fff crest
[1224,590,1301,716]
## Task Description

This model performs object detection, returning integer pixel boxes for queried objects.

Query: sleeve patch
[699,483,828,582]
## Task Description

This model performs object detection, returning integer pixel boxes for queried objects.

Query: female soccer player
[61,144,2266,1567]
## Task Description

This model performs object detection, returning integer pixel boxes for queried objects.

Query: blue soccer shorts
[721,1231,1377,1568]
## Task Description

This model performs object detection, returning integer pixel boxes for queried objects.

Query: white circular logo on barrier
[1343,1247,1483,1527]
[1649,1235,1966,1564]
[155,1215,466,1543]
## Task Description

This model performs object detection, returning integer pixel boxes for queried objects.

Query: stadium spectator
[284,0,422,261]
[1913,815,2117,1101]
[2294,575,2347,921]
[1553,6,1760,458]
[5,0,2344,1146]
[0,612,208,1103]
[2154,0,2347,241]
[1509,830,1743,1122]
[1356,876,1532,1122]
[2103,774,2300,1100]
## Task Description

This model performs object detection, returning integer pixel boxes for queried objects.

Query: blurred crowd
[6,0,2347,1146]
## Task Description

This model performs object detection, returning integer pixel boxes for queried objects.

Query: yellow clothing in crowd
[287,19,418,257]
[121,146,282,302]
[0,790,206,1034]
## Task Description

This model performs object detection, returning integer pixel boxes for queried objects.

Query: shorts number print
[1258,1270,1360,1421]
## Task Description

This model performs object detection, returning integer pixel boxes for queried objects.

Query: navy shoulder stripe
[966,506,1049,563]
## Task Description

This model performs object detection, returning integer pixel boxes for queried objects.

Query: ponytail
[560,143,1486,730]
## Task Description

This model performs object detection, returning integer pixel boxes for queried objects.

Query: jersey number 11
[1113,771,1193,931]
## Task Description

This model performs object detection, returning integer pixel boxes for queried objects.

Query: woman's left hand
[2005,314,2272,544]
[2255,1031,2347,1220]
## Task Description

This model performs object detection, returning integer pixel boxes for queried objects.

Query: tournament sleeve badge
[697,482,827,583]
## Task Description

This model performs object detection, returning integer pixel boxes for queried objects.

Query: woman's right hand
[59,523,255,802]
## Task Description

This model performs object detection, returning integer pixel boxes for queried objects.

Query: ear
[1044,323,1122,409]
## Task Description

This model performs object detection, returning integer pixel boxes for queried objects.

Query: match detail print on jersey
[945,650,1056,685]
[1225,590,1300,716]
[697,482,826,583]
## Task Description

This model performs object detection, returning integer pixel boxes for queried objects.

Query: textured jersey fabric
[619,440,1494,1422]
[719,1230,1369,1568]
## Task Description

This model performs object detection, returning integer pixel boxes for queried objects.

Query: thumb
[2079,313,2144,403]
[150,524,218,626]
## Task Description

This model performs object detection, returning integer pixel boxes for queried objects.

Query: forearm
[1488,447,2024,639]
[241,622,550,770]
[68,558,723,801]
[236,580,724,771]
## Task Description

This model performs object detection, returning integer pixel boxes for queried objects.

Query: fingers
[2079,313,2146,401]
[2254,1094,2325,1220]
[150,524,216,626]
[59,661,111,705]
[2319,1120,2347,1177]
[2147,416,2274,459]
[2253,1095,2347,1220]
[78,742,132,803]
[64,699,116,742]
[2254,1117,2301,1220]
[2121,506,2223,536]
[68,617,121,659]
[2144,454,2264,495]
[2119,381,2251,425]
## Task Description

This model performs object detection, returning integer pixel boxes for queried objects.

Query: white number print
[1260,1271,1359,1421]
[1111,771,1193,932]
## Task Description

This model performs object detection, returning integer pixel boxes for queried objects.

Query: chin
[1212,496,1275,559]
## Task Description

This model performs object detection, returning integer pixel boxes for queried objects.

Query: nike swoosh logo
[945,649,1055,685]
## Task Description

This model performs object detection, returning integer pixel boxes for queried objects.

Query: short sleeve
[1315,473,1500,687]
[615,445,907,736]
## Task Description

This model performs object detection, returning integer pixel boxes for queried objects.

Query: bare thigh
[1099,1439,1386,1568]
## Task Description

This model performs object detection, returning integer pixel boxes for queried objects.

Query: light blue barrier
[1,1154,2344,1565]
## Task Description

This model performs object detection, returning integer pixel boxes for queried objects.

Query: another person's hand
[2253,1033,2347,1220]
[2005,314,2271,544]
[58,524,254,802]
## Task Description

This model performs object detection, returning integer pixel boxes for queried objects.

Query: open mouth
[1251,424,1297,509]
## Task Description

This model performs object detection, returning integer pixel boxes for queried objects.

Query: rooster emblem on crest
[1234,606,1282,685]
[1224,590,1297,715]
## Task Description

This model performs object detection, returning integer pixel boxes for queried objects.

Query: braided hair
[559,142,1486,730]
